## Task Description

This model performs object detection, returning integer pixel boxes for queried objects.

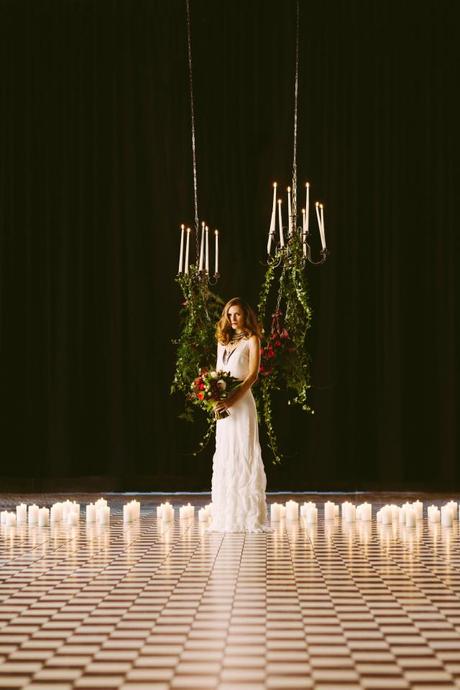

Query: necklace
[223,332,245,365]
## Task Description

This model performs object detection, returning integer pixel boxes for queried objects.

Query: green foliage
[171,265,223,426]
[256,230,313,463]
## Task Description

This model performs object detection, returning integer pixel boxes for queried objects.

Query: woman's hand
[215,398,232,414]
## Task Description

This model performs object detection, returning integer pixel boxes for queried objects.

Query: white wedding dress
[208,337,272,533]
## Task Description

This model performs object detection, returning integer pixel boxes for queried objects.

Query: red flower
[274,340,281,348]
[197,392,204,400]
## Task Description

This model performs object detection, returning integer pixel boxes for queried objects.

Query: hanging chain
[291,0,300,225]
[185,0,200,260]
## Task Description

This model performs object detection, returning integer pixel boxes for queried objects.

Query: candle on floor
[405,508,416,528]
[16,504,27,524]
[356,503,372,521]
[198,508,209,522]
[6,512,17,528]
[28,505,39,526]
[428,506,440,523]
[441,505,453,527]
[324,501,336,521]
[285,500,299,521]
[86,504,96,523]
[38,507,49,527]
[270,503,281,521]
[97,506,110,525]
[413,500,423,520]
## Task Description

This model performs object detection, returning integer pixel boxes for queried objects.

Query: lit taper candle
[178,224,185,274]
[319,203,326,250]
[205,225,209,273]
[278,199,284,248]
[184,227,191,275]
[267,182,277,255]
[214,229,219,275]
[287,186,292,236]
[199,221,205,271]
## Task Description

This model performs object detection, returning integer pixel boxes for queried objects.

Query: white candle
[324,501,336,521]
[0,511,8,525]
[205,225,209,273]
[38,507,49,527]
[178,224,185,274]
[305,506,318,524]
[28,504,39,525]
[413,500,423,520]
[381,506,392,525]
[305,182,310,236]
[405,508,416,528]
[214,230,219,275]
[315,202,322,242]
[285,500,299,521]
[277,199,284,248]
[6,512,17,528]
[344,504,356,523]
[441,505,453,527]
[16,504,27,524]
[428,506,440,523]
[319,203,326,250]
[359,502,372,521]
[99,506,110,525]
[86,504,96,523]
[123,505,132,523]
[270,503,281,521]
[267,182,277,255]
[287,187,292,236]
[198,222,205,271]
[184,228,191,275]
[156,505,163,519]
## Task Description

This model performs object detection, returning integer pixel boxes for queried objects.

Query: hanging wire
[291,0,300,223]
[185,0,200,259]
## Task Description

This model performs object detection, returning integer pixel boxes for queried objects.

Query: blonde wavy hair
[216,297,263,345]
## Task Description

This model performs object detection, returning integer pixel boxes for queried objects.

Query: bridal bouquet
[191,369,240,420]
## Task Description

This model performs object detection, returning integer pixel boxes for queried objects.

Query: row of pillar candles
[2,499,460,528]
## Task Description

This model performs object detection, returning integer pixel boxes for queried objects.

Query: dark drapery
[0,0,458,490]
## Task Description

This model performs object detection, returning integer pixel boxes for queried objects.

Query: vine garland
[171,266,223,450]
[256,228,313,464]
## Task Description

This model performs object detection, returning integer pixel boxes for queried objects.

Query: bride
[208,297,272,533]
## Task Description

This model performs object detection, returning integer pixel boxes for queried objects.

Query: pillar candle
[198,507,208,522]
[305,506,318,524]
[86,504,96,523]
[270,503,281,521]
[38,507,49,527]
[97,506,110,525]
[324,502,336,521]
[16,504,27,524]
[405,509,416,528]
[28,505,39,525]
[441,506,453,527]
[285,500,299,521]
[413,500,423,520]
[6,512,17,527]
[0,511,8,525]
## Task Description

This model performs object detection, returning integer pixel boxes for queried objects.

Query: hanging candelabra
[266,181,328,265]
[176,221,220,283]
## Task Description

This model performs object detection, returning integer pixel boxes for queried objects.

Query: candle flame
[315,201,319,207]
[273,182,277,188]
[214,229,219,235]
[306,182,310,188]
[302,208,305,214]
[186,227,191,233]
[202,221,205,228]
[278,199,282,204]
[287,186,291,192]
[320,203,324,209]
[180,223,185,230]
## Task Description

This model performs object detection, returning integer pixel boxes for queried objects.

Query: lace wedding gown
[208,337,271,533]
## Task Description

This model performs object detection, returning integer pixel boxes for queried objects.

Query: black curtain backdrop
[0,0,458,490]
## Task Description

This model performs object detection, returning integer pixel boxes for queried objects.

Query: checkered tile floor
[1,493,460,689]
